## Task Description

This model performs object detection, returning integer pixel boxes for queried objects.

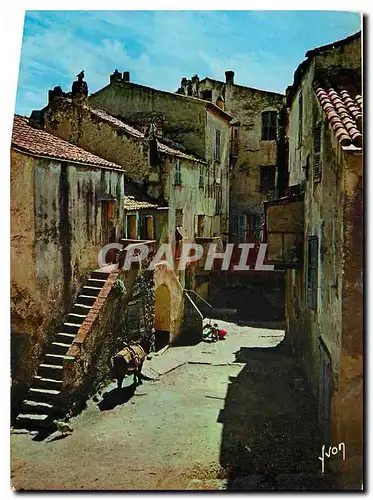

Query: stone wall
[62,265,155,404]
[11,149,126,408]
[285,34,363,488]
[153,262,184,345]
[89,80,208,158]
[187,76,284,236]
[43,97,151,185]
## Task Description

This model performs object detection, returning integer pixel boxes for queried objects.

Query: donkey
[111,340,147,389]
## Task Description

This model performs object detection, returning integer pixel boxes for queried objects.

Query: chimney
[110,69,122,83]
[123,71,130,82]
[225,71,235,85]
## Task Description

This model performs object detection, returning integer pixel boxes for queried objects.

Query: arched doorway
[154,284,171,350]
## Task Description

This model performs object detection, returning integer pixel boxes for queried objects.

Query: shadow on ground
[98,384,137,411]
[218,341,339,491]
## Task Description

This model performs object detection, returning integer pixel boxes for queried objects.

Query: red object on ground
[218,329,227,340]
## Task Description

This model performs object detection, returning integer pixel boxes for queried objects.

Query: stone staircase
[14,270,111,431]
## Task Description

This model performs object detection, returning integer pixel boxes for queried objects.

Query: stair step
[29,387,60,395]
[23,400,54,409]
[17,413,49,421]
[45,354,75,361]
[51,342,72,349]
[81,286,102,297]
[91,271,110,280]
[74,303,92,309]
[68,313,87,320]
[87,278,107,288]
[62,322,81,333]
[40,363,63,370]
[77,295,97,306]
[34,376,63,384]
[56,332,76,339]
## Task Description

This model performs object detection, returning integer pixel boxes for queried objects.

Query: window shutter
[215,129,221,161]
[313,125,322,183]
[307,236,318,309]
[298,92,303,144]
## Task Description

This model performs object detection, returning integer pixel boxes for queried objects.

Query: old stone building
[265,31,362,489]
[176,71,285,242]
[88,70,232,238]
[11,114,162,419]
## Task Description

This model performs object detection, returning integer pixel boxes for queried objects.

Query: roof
[82,101,206,163]
[200,76,284,98]
[123,183,158,210]
[314,82,363,149]
[12,115,124,170]
[90,79,233,121]
[286,31,361,105]
[306,31,361,58]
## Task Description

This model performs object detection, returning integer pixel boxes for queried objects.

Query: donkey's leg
[137,362,144,385]
[117,377,124,389]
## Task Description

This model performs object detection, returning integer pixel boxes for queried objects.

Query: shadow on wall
[218,343,338,490]
[154,284,171,350]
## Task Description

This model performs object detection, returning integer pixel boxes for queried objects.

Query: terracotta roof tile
[12,115,124,170]
[314,83,363,148]
[123,184,158,210]
[12,115,158,211]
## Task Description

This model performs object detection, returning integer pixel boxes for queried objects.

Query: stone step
[23,400,54,410]
[28,387,61,403]
[67,313,86,324]
[29,387,60,396]
[62,322,81,334]
[81,286,102,297]
[33,376,63,389]
[45,354,75,361]
[39,363,63,371]
[87,278,107,288]
[91,271,111,280]
[77,295,97,306]
[17,413,49,422]
[48,342,72,355]
[72,303,92,315]
[56,332,76,340]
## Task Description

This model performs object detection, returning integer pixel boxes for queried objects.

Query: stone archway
[154,283,171,350]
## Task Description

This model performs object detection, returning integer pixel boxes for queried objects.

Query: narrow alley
[11,323,337,491]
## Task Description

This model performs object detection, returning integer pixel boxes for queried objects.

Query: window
[174,159,182,186]
[215,129,221,161]
[146,215,154,240]
[313,125,322,183]
[175,209,183,228]
[201,89,212,101]
[298,92,303,144]
[101,200,117,245]
[126,214,137,240]
[307,236,318,309]
[216,186,222,214]
[261,111,277,140]
[260,165,276,192]
[247,214,261,242]
[238,214,247,242]
[197,215,205,237]
[199,165,204,188]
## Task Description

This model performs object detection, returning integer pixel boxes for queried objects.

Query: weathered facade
[265,31,363,489]
[11,115,160,412]
[177,72,285,242]
[88,71,231,237]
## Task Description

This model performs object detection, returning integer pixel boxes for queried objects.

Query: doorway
[154,284,171,350]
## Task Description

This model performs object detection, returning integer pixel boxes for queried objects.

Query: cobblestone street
[11,323,338,491]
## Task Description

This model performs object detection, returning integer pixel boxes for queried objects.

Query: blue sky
[15,10,361,116]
